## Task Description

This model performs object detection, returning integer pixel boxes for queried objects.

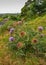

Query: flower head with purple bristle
[9,37,14,41]
[38,26,43,32]
[10,28,14,34]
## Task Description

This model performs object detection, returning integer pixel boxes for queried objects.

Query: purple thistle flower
[10,28,14,34]
[38,26,43,32]
[9,37,14,41]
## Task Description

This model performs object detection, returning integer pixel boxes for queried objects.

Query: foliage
[0,0,46,64]
[21,0,46,21]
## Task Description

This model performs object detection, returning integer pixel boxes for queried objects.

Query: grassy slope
[0,14,46,65]
[27,14,46,34]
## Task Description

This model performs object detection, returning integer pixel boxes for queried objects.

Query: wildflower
[38,26,43,32]
[17,21,22,25]
[10,28,14,34]
[17,42,24,48]
[13,22,17,27]
[32,39,38,43]
[20,31,26,37]
[9,37,14,41]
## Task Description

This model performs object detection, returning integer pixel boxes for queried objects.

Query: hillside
[0,0,46,65]
[0,14,46,65]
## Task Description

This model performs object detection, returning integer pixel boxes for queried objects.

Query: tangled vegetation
[0,0,46,65]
